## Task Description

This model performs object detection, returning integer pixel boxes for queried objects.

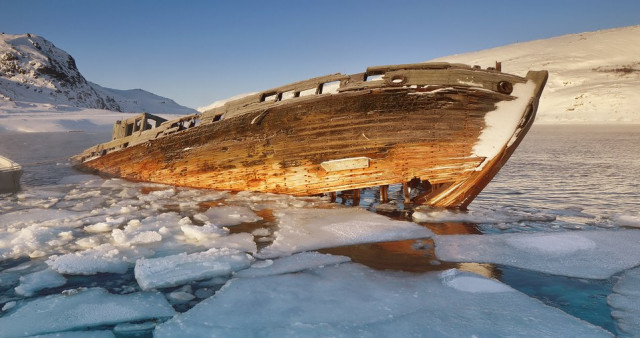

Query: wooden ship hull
[72,62,548,208]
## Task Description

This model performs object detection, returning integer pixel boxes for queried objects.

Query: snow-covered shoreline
[431,25,640,124]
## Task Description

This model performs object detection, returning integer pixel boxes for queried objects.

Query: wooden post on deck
[329,192,337,203]
[402,182,410,204]
[353,189,361,206]
[380,185,389,203]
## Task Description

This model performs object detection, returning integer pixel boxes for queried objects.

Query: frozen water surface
[134,248,253,290]
[0,287,175,337]
[235,251,351,278]
[155,264,611,337]
[1,126,639,336]
[434,230,640,279]
[257,208,432,259]
[608,266,640,337]
[14,268,66,296]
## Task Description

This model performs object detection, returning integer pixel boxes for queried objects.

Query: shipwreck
[72,62,548,208]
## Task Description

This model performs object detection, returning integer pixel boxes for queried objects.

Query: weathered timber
[72,62,548,209]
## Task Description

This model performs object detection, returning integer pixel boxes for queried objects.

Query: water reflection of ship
[320,221,499,279]
[199,197,499,277]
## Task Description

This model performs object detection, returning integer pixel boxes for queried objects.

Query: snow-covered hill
[90,83,196,115]
[431,25,640,124]
[0,33,196,118]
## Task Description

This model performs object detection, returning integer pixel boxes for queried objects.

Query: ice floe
[14,268,67,297]
[614,213,640,228]
[46,244,151,275]
[412,206,556,225]
[154,263,611,337]
[435,230,640,279]
[134,248,254,290]
[199,205,262,226]
[33,331,115,338]
[0,288,175,337]
[235,251,351,278]
[257,208,432,258]
[0,224,75,260]
[608,266,640,337]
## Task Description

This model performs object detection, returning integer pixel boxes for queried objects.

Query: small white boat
[0,155,22,193]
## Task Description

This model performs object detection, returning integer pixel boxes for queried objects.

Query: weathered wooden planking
[73,63,548,208]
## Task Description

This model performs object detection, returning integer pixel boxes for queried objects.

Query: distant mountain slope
[0,33,196,115]
[431,25,640,124]
[91,83,196,115]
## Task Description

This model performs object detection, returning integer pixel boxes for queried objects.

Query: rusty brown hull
[72,63,548,208]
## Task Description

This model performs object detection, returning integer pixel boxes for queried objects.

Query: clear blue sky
[2,0,639,109]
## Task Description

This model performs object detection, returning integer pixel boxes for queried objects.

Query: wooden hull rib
[71,62,548,209]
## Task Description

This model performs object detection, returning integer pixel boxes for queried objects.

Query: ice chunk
[0,208,83,228]
[435,230,640,279]
[113,322,156,336]
[608,266,640,337]
[258,208,432,259]
[154,263,610,337]
[439,268,513,293]
[2,302,16,312]
[30,330,115,337]
[75,236,102,249]
[614,213,640,228]
[1,224,75,260]
[134,248,253,290]
[137,188,175,202]
[14,268,67,297]
[235,251,351,278]
[180,223,228,241]
[0,288,175,337]
[84,217,126,233]
[46,244,151,275]
[251,227,271,237]
[168,291,196,304]
[112,229,162,245]
[201,206,262,226]
[412,206,555,224]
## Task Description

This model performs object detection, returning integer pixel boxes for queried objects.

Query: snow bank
[431,25,640,124]
[0,288,175,337]
[435,230,640,279]
[257,208,432,258]
[608,267,640,337]
[134,248,253,290]
[154,263,610,337]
